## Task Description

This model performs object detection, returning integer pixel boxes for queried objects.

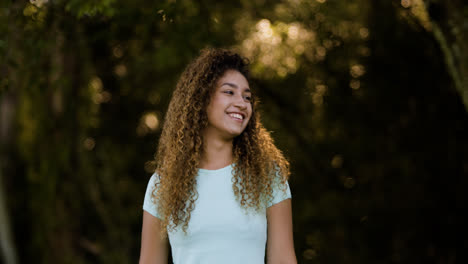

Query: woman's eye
[224,90,251,101]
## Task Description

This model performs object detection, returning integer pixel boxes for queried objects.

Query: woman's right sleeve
[142,173,162,219]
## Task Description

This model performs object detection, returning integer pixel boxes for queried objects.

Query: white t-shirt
[142,163,291,264]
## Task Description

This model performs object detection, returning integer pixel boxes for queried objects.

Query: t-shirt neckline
[197,163,233,175]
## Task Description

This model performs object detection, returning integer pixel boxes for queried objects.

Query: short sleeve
[267,178,292,208]
[143,173,161,219]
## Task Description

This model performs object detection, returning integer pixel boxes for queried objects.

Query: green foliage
[65,0,117,18]
[2,0,468,263]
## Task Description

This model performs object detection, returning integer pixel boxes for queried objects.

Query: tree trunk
[0,92,18,264]
[425,0,468,112]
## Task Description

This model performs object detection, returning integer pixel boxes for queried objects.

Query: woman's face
[204,69,252,140]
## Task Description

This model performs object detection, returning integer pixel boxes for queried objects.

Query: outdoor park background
[1,0,468,263]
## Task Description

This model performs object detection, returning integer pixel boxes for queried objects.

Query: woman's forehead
[216,70,250,90]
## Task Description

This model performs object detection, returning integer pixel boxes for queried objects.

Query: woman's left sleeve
[267,178,292,208]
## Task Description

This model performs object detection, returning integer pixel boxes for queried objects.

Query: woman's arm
[139,211,169,264]
[266,198,297,264]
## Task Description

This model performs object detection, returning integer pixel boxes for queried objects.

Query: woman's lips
[228,114,243,123]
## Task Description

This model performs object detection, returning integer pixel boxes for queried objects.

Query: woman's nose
[233,95,248,108]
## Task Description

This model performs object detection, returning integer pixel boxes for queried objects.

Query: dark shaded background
[1,0,467,263]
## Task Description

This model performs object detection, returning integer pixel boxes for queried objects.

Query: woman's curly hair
[150,47,290,238]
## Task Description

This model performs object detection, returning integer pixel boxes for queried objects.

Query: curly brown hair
[150,47,290,238]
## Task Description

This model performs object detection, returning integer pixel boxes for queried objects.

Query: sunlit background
[1,0,468,263]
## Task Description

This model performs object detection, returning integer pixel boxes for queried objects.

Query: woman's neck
[199,135,234,170]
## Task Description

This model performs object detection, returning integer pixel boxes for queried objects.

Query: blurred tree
[425,0,468,112]
[395,0,468,112]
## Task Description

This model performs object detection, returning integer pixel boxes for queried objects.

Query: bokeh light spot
[84,137,95,150]
[331,155,343,168]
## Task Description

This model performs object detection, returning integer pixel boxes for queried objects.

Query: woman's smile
[227,113,244,122]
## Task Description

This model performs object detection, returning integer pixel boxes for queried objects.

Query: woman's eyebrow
[221,82,251,92]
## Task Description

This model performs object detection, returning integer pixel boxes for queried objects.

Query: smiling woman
[139,48,297,264]
[203,70,253,142]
